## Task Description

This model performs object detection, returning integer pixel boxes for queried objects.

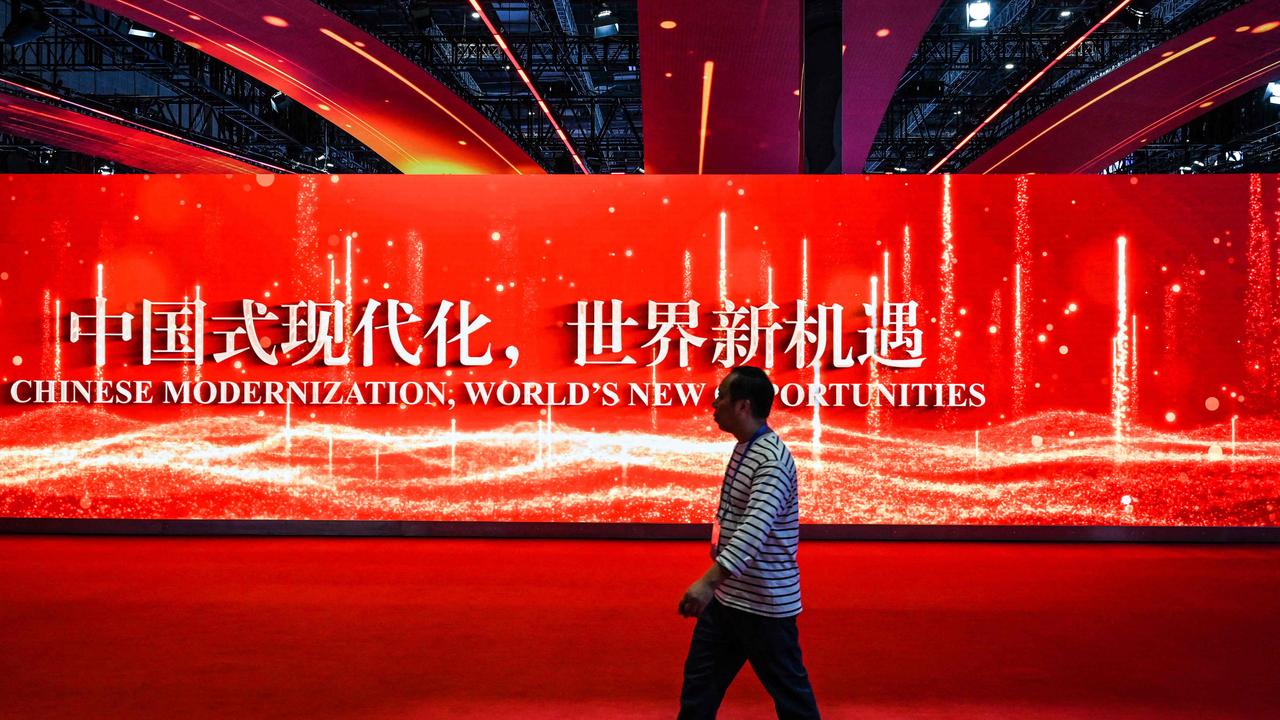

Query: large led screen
[1,174,1277,526]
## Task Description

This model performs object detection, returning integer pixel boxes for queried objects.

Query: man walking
[677,366,820,719]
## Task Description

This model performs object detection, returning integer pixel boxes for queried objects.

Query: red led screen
[1,174,1277,526]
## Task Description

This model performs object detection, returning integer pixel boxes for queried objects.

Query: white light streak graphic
[1013,263,1024,415]
[938,176,957,384]
[718,211,728,309]
[408,229,425,310]
[882,251,890,308]
[901,225,912,302]
[682,250,693,301]
[94,263,106,373]
[284,395,292,456]
[1112,235,1130,442]
[193,286,203,386]
[1012,176,1032,415]
[867,274,881,435]
[767,266,775,326]
[295,177,320,297]
[54,298,62,383]
[1130,313,1139,415]
[1244,174,1269,400]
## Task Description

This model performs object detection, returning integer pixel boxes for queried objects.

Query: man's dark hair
[727,366,774,420]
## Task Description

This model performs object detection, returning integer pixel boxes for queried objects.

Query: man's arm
[678,560,732,617]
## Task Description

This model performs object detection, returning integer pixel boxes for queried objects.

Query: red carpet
[1,537,1277,718]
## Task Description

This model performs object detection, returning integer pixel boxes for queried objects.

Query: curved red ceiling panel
[84,0,542,175]
[0,88,265,173]
[965,2,1280,174]
[842,0,942,172]
[639,1,801,174]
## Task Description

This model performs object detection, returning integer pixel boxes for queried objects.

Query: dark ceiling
[0,0,1275,174]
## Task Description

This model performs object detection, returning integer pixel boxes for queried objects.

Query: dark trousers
[678,598,821,720]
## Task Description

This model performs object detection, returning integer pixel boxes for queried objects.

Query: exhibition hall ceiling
[0,0,1276,174]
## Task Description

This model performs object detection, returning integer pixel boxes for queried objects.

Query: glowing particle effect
[1112,235,1130,442]
[901,225,912,301]
[719,212,728,309]
[1244,174,1269,400]
[659,20,677,29]
[262,15,288,27]
[491,231,501,241]
[875,28,890,38]
[1205,397,1220,411]
[1058,345,1069,355]
[11,355,21,366]
[1031,435,1043,448]
[1164,412,1176,422]
[938,175,957,383]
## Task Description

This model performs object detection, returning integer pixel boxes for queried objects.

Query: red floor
[1,537,1277,719]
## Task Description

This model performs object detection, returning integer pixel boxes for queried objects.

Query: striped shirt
[712,427,802,618]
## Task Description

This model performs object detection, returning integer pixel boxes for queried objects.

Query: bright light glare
[967,2,992,28]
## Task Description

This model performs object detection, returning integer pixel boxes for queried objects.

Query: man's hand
[678,578,715,618]
[677,561,732,618]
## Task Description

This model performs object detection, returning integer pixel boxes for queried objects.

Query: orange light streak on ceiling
[315,28,524,174]
[466,0,588,173]
[982,35,1216,174]
[698,61,714,175]
[927,0,1132,174]
[0,78,285,172]
[87,0,541,174]
[0,90,265,172]
[1079,56,1280,171]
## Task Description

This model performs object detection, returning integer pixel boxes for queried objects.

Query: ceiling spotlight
[97,163,115,176]
[1004,62,1015,70]
[470,11,480,19]
[593,4,619,38]
[1121,2,1156,29]
[1266,81,1280,105]
[269,90,292,112]
[2,2,51,47]
[966,2,992,29]
[1060,10,1072,18]
[126,22,156,38]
